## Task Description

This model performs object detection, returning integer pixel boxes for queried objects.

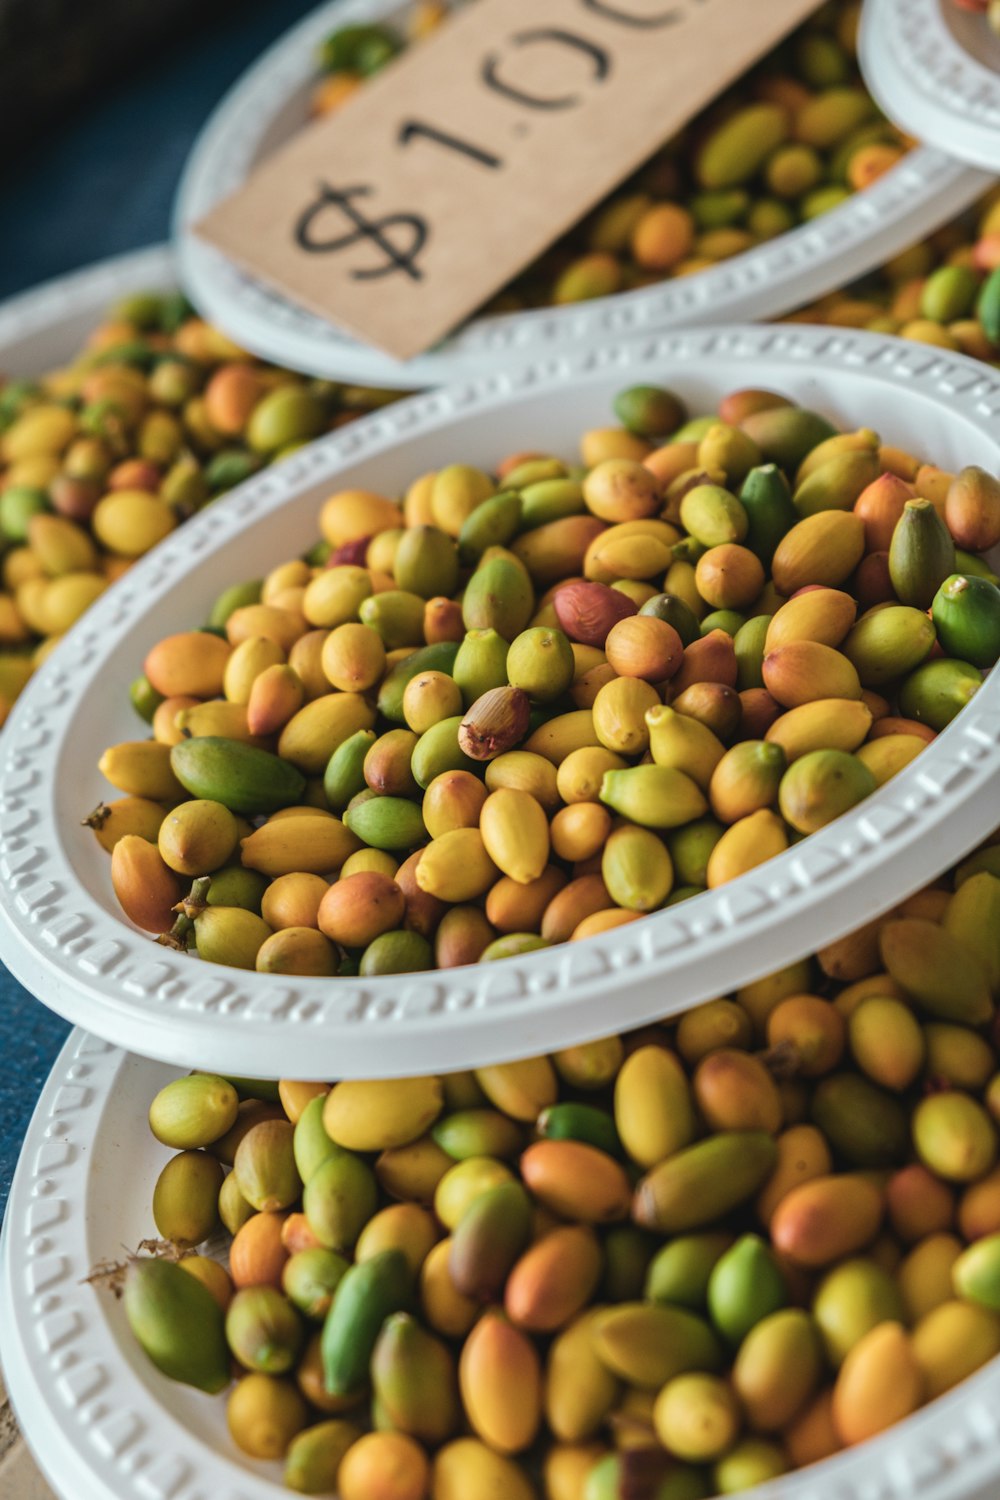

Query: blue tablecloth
[0,0,322,1215]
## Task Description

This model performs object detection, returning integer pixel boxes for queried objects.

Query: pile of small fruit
[117,838,1000,1497]
[0,291,398,724]
[793,189,1000,358]
[91,381,1000,980]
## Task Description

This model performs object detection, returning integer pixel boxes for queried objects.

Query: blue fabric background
[0,0,320,1214]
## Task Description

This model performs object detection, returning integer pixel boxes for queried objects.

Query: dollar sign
[294,182,427,281]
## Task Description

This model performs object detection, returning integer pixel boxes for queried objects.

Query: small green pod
[645,1232,734,1310]
[358,589,426,650]
[707,1234,788,1343]
[667,818,725,887]
[537,1102,623,1158]
[739,407,838,472]
[679,484,749,547]
[393,524,459,599]
[411,716,480,788]
[449,1180,533,1301]
[601,824,674,911]
[898,658,982,730]
[293,1093,338,1185]
[194,907,273,970]
[953,1234,1000,1312]
[124,1257,231,1393]
[931,574,1000,669]
[634,1134,778,1233]
[888,499,956,610]
[234,1119,301,1212]
[172,737,306,814]
[323,728,377,810]
[303,1147,378,1252]
[282,1247,350,1321]
[602,1226,658,1303]
[284,1420,363,1496]
[205,866,270,913]
[591,1302,724,1387]
[921,264,980,323]
[955,549,1000,585]
[713,1439,788,1494]
[432,1109,524,1161]
[452,627,511,706]
[219,1171,255,1236]
[359,930,434,975]
[778,750,876,835]
[458,490,523,562]
[376,642,460,723]
[810,1072,909,1167]
[733,615,771,690]
[320,1249,413,1397]
[462,554,535,639]
[841,605,937,687]
[208,578,262,628]
[503,458,567,488]
[700,610,746,638]
[506,626,576,702]
[812,1257,906,1366]
[696,102,789,188]
[793,451,880,518]
[943,871,1000,995]
[226,1286,304,1374]
[479,933,548,960]
[977,265,1000,343]
[520,478,587,528]
[148,1074,239,1149]
[613,384,686,437]
[129,674,164,724]
[152,1150,224,1247]
[600,765,708,829]
[371,1311,460,1443]
[344,793,427,850]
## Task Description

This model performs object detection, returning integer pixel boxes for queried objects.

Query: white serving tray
[6,1028,1000,1500]
[0,321,999,1080]
[172,0,990,389]
[0,245,176,377]
[860,0,1000,177]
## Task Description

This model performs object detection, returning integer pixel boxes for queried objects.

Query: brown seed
[553,580,638,647]
[458,686,532,760]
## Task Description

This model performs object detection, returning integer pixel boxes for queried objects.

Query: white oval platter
[860,0,1000,177]
[5,1028,1000,1500]
[0,325,999,1078]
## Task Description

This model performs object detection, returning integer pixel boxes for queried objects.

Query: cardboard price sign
[197,0,819,363]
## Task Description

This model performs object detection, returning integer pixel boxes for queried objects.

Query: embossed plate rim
[860,0,1000,177]
[6,1028,1000,1500]
[0,296,999,1077]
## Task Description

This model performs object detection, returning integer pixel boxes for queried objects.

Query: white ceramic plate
[172,0,990,389]
[6,1028,1000,1500]
[0,245,176,377]
[0,324,999,1080]
[860,0,1000,177]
